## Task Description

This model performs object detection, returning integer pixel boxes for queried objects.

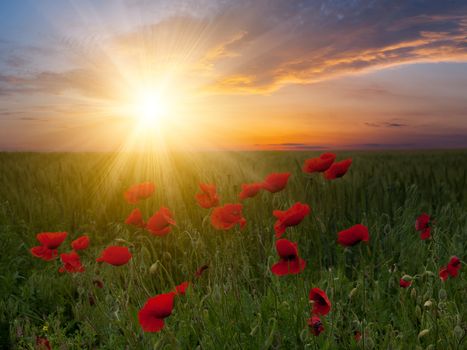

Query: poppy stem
[361,247,367,349]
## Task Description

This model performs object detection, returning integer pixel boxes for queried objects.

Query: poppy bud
[415,305,422,319]
[203,309,209,320]
[348,287,358,299]
[351,320,361,329]
[401,274,412,282]
[149,262,159,275]
[365,336,375,349]
[454,325,464,340]
[423,300,432,308]
[423,270,435,277]
[438,288,447,301]
[410,287,417,299]
[418,329,430,339]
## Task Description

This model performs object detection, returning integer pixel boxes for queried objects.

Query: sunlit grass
[0,150,466,348]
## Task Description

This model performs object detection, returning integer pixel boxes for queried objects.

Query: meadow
[0,150,466,349]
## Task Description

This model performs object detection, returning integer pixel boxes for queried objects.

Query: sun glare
[133,89,169,129]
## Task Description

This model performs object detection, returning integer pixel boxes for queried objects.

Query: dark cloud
[255,143,329,150]
[365,121,408,128]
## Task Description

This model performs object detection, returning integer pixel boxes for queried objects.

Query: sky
[0,0,466,151]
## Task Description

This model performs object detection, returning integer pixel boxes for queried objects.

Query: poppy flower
[172,281,190,296]
[337,224,369,247]
[239,183,262,200]
[447,256,461,277]
[71,235,90,250]
[440,256,461,281]
[271,239,306,276]
[273,202,310,238]
[195,183,220,209]
[195,264,209,277]
[309,288,331,316]
[211,204,246,230]
[59,251,85,273]
[324,159,352,180]
[354,331,362,342]
[307,316,324,336]
[124,182,155,204]
[399,278,412,288]
[30,232,68,261]
[439,266,449,281]
[125,208,145,228]
[261,172,291,193]
[96,246,132,266]
[30,246,58,261]
[146,207,176,236]
[36,336,51,350]
[415,213,431,231]
[419,228,431,240]
[138,292,175,332]
[303,153,336,174]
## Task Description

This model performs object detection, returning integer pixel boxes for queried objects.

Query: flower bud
[418,329,430,339]
[423,300,432,308]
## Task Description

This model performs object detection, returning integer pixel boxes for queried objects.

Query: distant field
[0,150,466,349]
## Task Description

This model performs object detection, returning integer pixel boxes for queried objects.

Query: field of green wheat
[0,150,466,349]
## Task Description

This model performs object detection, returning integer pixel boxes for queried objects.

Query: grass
[0,150,466,349]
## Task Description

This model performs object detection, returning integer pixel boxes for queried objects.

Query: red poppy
[439,266,449,281]
[447,256,461,277]
[273,202,310,238]
[399,278,412,288]
[36,336,51,350]
[96,246,132,266]
[30,232,68,261]
[415,213,431,231]
[138,292,175,332]
[439,256,461,281]
[71,235,90,250]
[354,331,362,342]
[36,232,68,249]
[30,246,58,261]
[146,207,176,236]
[307,316,324,336]
[239,183,262,200]
[309,288,331,316]
[125,208,145,228]
[271,239,306,276]
[302,153,336,174]
[211,204,246,230]
[124,182,155,204]
[324,159,352,180]
[173,281,190,296]
[337,224,369,246]
[195,264,209,277]
[59,251,85,273]
[261,172,291,193]
[419,227,431,240]
[195,183,219,209]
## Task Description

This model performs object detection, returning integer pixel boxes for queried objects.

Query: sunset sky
[0,0,466,151]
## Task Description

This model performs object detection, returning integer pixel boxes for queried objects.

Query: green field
[0,151,466,349]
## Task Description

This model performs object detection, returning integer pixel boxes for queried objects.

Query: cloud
[365,121,408,128]
[254,143,329,150]
[0,0,466,98]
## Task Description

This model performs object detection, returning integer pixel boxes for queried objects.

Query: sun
[131,88,170,129]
